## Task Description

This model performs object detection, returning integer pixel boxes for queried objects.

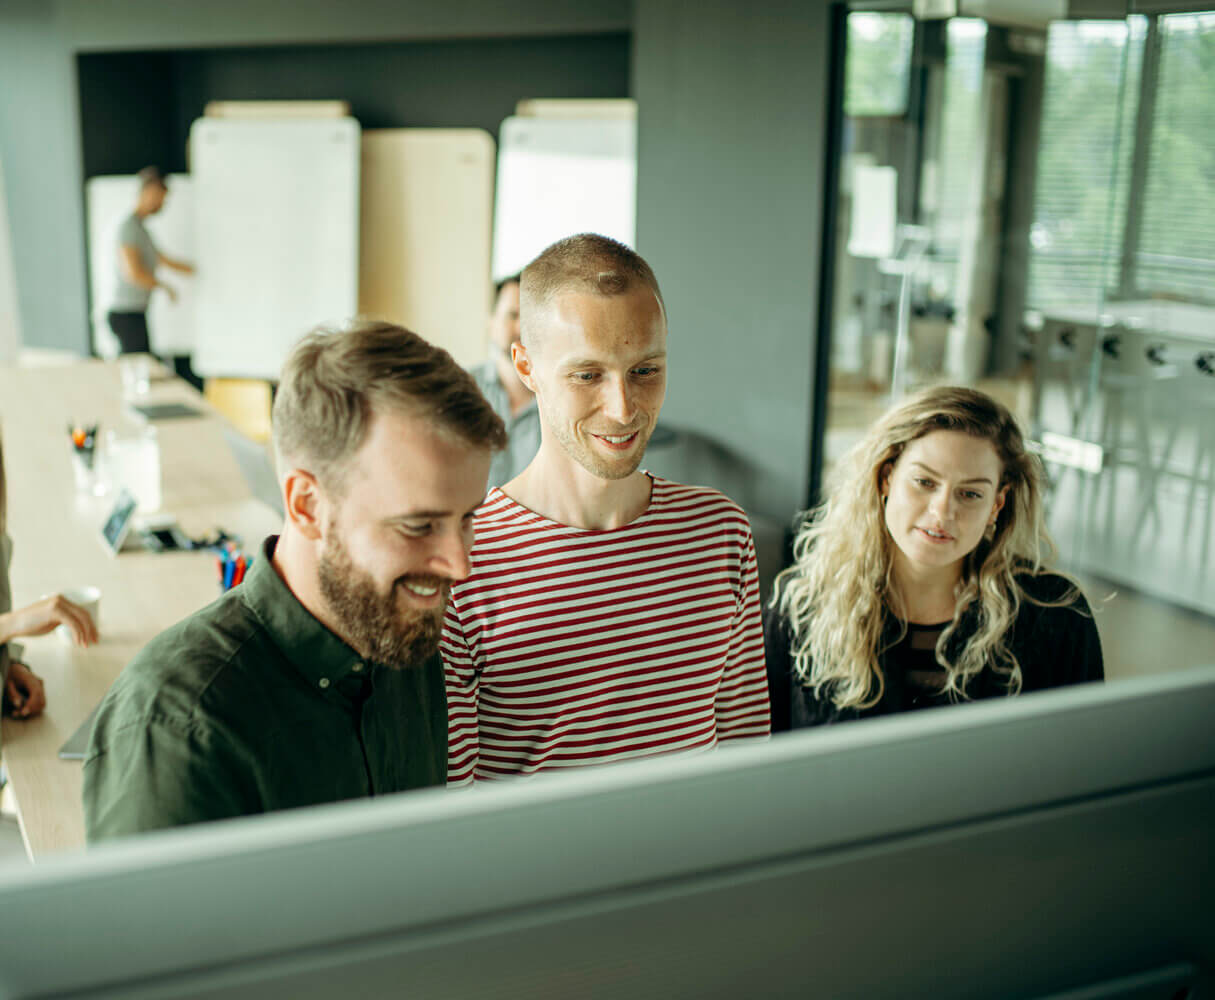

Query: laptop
[221,425,284,517]
[57,701,101,760]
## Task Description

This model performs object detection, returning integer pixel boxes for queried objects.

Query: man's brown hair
[519,233,665,348]
[273,320,507,493]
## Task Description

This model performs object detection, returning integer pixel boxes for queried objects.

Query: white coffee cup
[56,585,101,645]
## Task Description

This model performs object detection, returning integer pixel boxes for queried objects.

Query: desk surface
[0,361,279,859]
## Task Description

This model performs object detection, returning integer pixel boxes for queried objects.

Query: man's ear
[511,341,536,392]
[282,468,325,540]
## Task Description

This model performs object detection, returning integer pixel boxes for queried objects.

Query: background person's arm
[119,244,176,302]
[0,594,97,646]
[157,251,194,275]
[4,661,46,718]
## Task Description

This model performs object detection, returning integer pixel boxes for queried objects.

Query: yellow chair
[204,378,273,443]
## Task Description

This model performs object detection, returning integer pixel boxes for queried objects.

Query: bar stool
[1028,316,1099,439]
[1138,349,1215,578]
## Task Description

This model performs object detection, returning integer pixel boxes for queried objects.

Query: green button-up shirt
[82,536,447,842]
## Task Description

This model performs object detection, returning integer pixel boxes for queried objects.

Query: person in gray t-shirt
[469,275,541,487]
[107,166,194,355]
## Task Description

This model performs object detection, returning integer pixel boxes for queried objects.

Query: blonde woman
[0,438,98,719]
[765,386,1102,730]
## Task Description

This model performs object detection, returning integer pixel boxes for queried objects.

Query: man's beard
[317,526,447,668]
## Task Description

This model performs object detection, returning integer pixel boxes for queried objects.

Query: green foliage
[845,13,914,117]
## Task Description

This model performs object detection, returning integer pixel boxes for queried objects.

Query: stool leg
[1132,405,1180,549]
[1196,418,1215,581]
[1182,411,1204,546]
[1100,389,1122,553]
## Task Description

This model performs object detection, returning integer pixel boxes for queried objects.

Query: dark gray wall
[994,36,1047,376]
[56,0,631,52]
[170,35,630,150]
[77,35,631,179]
[633,1,830,521]
[78,53,178,178]
[0,1,90,353]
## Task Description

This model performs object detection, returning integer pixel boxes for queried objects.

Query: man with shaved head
[442,233,770,783]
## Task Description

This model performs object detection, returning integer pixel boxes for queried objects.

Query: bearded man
[84,321,505,840]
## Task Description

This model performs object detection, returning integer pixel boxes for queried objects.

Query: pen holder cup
[70,445,105,497]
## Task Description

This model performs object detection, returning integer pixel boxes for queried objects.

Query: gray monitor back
[0,668,1211,999]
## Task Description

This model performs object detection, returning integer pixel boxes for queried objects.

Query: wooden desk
[0,360,280,859]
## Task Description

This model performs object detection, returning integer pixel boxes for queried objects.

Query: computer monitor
[0,668,1211,999]
[221,424,284,517]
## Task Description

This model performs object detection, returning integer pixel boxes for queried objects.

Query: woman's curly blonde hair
[775,386,1072,709]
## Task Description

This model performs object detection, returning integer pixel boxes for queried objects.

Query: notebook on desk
[130,402,204,421]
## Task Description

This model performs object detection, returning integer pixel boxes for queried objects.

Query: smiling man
[84,322,506,840]
[443,234,770,783]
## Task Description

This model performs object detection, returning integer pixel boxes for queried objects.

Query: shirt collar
[241,536,368,689]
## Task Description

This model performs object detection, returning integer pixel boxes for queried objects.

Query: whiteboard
[847,164,897,260]
[190,118,360,380]
[491,116,636,281]
[360,129,494,368]
[85,174,196,358]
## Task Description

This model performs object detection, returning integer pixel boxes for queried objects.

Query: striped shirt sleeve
[441,601,480,787]
[715,524,772,740]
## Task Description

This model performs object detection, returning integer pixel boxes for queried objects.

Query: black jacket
[764,572,1104,731]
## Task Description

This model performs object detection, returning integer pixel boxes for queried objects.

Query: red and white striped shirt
[442,476,770,783]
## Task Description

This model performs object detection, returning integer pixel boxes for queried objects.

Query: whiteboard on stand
[86,174,195,359]
[491,116,636,281]
[190,117,360,380]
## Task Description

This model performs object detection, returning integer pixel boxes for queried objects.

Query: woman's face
[881,430,1007,578]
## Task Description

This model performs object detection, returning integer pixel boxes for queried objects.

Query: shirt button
[352,663,364,673]
[319,677,331,689]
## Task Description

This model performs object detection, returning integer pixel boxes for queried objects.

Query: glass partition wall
[819,4,1215,676]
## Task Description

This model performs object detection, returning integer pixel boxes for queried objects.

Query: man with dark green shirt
[83,321,507,840]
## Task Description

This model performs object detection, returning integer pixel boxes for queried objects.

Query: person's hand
[4,661,47,719]
[2,595,98,646]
